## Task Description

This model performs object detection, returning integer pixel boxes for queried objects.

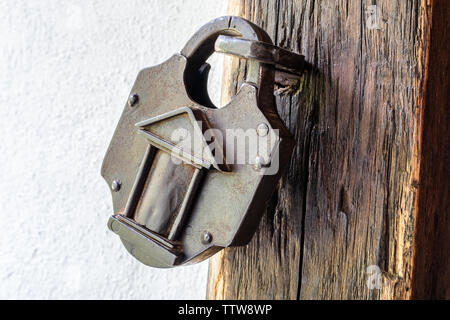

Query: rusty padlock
[101,16,304,268]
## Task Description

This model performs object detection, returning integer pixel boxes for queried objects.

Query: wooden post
[207,0,449,299]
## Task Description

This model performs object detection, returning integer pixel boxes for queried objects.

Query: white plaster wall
[0,0,227,299]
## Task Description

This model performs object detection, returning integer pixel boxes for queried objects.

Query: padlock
[101,16,304,268]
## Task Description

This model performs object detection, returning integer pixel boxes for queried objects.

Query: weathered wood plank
[208,0,449,300]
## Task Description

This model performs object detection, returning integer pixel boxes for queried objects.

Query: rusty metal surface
[101,16,303,268]
[215,35,304,75]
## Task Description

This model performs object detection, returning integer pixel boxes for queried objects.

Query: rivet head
[110,221,120,233]
[201,231,212,244]
[128,93,139,107]
[111,180,121,192]
[257,123,269,137]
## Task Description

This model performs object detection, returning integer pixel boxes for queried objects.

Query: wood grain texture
[207,0,449,300]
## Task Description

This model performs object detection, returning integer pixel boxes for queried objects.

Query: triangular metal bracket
[135,106,226,171]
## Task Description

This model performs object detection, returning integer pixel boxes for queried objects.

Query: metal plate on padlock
[101,16,303,268]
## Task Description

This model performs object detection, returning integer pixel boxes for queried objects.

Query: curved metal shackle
[180,16,275,108]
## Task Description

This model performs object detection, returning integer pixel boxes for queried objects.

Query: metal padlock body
[101,17,295,268]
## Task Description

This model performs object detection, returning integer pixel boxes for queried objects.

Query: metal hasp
[101,16,304,268]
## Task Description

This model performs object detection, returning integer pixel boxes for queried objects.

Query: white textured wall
[0,0,227,299]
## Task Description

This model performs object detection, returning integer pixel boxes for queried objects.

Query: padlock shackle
[181,16,273,82]
[181,16,275,108]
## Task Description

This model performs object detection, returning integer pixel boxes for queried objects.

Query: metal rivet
[111,221,120,233]
[111,180,121,192]
[256,123,269,137]
[128,93,139,107]
[201,231,212,244]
